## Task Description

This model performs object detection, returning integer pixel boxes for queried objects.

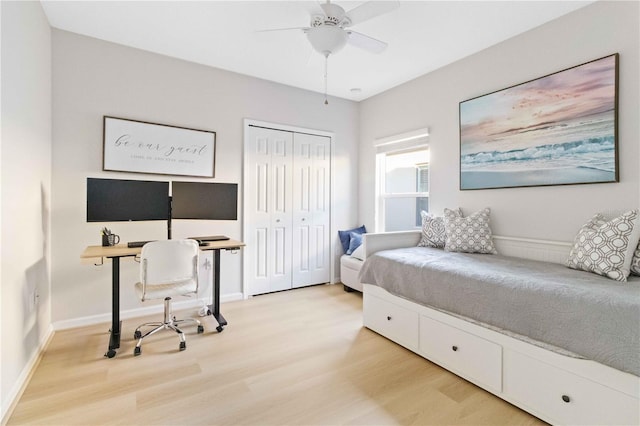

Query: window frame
[375,139,430,232]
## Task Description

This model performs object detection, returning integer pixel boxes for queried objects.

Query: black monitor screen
[87,178,170,222]
[171,182,238,220]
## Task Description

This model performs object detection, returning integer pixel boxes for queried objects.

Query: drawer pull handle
[562,395,571,403]
[387,316,392,321]
[452,345,458,352]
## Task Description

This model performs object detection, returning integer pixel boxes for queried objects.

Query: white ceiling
[40,1,594,102]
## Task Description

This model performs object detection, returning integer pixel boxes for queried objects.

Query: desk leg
[207,249,227,332]
[105,257,121,358]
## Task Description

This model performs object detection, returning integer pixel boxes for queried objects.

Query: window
[375,139,430,232]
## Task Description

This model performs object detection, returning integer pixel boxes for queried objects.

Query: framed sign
[103,116,216,177]
[459,54,618,190]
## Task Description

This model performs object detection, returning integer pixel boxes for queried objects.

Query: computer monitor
[87,178,170,222]
[171,181,238,220]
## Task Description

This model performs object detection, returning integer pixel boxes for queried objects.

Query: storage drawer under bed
[419,314,502,393]
[504,350,639,425]
[363,292,419,351]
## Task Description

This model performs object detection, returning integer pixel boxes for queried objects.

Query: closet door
[245,126,293,295]
[292,133,331,288]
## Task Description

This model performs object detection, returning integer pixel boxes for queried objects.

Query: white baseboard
[220,292,243,304]
[1,325,54,425]
[53,292,244,331]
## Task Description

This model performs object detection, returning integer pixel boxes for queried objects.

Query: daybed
[340,253,363,291]
[359,230,640,426]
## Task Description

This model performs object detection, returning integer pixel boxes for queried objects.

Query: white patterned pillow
[566,210,640,282]
[418,208,461,248]
[631,244,640,276]
[443,207,497,254]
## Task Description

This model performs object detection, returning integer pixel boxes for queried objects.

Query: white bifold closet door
[245,125,331,296]
[292,133,331,288]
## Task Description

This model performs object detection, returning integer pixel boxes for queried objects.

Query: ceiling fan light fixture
[306,26,348,55]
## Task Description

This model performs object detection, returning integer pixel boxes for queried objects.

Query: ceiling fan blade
[346,30,388,54]
[345,1,399,26]
[255,27,309,33]
[319,1,331,17]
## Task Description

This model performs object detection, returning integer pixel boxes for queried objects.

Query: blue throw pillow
[338,225,366,253]
[346,232,363,255]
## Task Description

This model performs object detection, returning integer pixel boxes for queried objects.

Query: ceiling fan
[260,0,399,103]
[306,0,399,56]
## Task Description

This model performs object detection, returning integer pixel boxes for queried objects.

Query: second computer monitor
[171,181,238,220]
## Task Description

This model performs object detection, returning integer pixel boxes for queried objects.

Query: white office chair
[133,239,204,356]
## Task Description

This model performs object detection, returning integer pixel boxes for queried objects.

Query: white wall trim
[243,118,334,139]
[52,293,243,331]
[362,231,573,265]
[493,235,572,265]
[1,325,54,426]
[374,127,430,147]
[493,235,573,247]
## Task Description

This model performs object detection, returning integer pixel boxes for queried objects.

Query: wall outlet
[203,258,212,270]
[29,290,39,310]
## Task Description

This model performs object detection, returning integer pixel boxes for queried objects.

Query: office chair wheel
[105,349,116,358]
[134,347,141,356]
[216,325,224,333]
[179,341,186,351]
[197,325,204,334]
[134,330,142,339]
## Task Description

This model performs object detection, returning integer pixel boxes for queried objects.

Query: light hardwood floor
[8,284,545,425]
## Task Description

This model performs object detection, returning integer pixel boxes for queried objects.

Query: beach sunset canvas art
[459,54,618,190]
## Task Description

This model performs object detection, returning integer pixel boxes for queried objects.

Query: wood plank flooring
[7,284,545,425]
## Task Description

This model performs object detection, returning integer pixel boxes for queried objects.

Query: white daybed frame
[361,231,640,426]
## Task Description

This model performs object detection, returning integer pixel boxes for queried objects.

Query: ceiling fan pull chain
[324,53,329,105]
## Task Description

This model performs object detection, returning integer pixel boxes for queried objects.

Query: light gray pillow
[350,243,365,261]
[417,208,461,248]
[631,244,640,276]
[566,209,640,282]
[443,207,497,254]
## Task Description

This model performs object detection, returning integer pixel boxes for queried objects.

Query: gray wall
[51,30,360,324]
[1,0,52,418]
[359,0,639,241]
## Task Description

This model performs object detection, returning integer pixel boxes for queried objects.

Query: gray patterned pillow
[566,210,640,282]
[418,208,461,248]
[631,244,640,276]
[443,207,497,254]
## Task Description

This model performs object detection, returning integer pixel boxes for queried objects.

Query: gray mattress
[359,247,640,377]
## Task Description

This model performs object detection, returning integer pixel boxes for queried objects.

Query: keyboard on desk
[189,235,230,242]
[127,240,154,248]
